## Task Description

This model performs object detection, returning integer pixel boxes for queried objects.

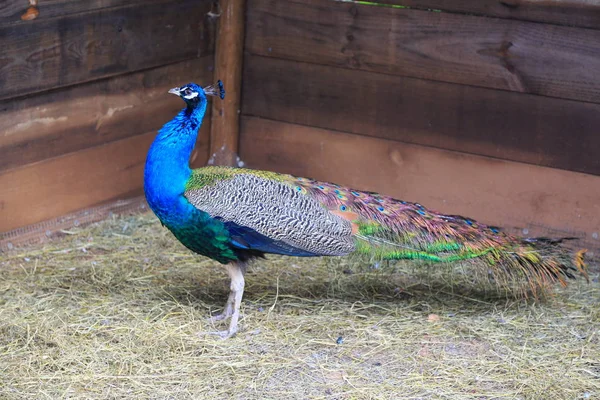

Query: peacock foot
[207,309,233,323]
[199,262,245,339]
[214,326,238,339]
[198,326,238,339]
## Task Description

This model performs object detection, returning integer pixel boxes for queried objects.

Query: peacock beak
[168,87,181,96]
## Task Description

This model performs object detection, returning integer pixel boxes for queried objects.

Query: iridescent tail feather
[351,231,588,297]
[294,176,588,295]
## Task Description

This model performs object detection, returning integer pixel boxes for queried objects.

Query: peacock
[144,81,587,338]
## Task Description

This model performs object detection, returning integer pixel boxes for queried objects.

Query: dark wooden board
[0,0,151,25]
[242,55,600,176]
[375,0,600,29]
[0,0,213,100]
[0,56,214,172]
[0,127,209,232]
[246,0,600,103]
[239,116,600,255]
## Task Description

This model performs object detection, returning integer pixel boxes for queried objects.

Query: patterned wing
[184,173,356,257]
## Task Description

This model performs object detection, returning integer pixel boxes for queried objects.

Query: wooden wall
[2,0,599,259]
[239,0,600,257]
[0,0,215,239]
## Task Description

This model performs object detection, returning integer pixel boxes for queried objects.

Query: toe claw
[218,327,238,339]
[208,312,230,323]
[197,327,238,339]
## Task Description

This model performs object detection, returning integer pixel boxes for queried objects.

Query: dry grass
[0,213,598,399]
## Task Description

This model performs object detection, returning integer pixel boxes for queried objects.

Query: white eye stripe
[183,91,199,99]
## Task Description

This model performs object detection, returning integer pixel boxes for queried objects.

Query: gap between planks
[246,0,600,104]
[352,0,600,29]
[0,127,209,233]
[0,56,215,172]
[241,55,600,177]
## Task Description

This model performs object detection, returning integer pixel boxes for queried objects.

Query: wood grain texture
[246,0,600,103]
[242,55,600,176]
[0,127,209,232]
[0,0,150,25]
[0,0,213,100]
[376,0,600,29]
[239,117,600,255]
[2,0,596,30]
[0,56,214,172]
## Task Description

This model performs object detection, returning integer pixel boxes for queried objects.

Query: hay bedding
[0,213,598,399]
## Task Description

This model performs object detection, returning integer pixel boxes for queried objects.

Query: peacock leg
[223,262,245,338]
[208,289,235,322]
[205,262,245,338]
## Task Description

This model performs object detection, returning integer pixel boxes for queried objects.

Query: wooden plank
[209,0,246,166]
[0,56,214,172]
[239,117,600,256]
[0,126,210,232]
[246,0,600,103]
[242,55,600,176]
[0,0,149,25]
[1,0,597,34]
[0,196,148,251]
[0,0,213,100]
[375,0,600,29]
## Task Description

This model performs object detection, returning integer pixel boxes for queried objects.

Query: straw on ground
[0,213,598,399]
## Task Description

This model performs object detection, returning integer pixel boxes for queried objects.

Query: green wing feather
[186,166,287,191]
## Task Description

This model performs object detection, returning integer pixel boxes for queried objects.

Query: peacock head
[168,81,225,108]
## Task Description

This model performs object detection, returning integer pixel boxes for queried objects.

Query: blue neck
[144,104,205,223]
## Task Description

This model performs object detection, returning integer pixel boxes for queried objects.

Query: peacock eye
[184,88,192,96]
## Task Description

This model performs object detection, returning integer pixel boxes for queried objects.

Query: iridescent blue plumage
[144,83,237,264]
